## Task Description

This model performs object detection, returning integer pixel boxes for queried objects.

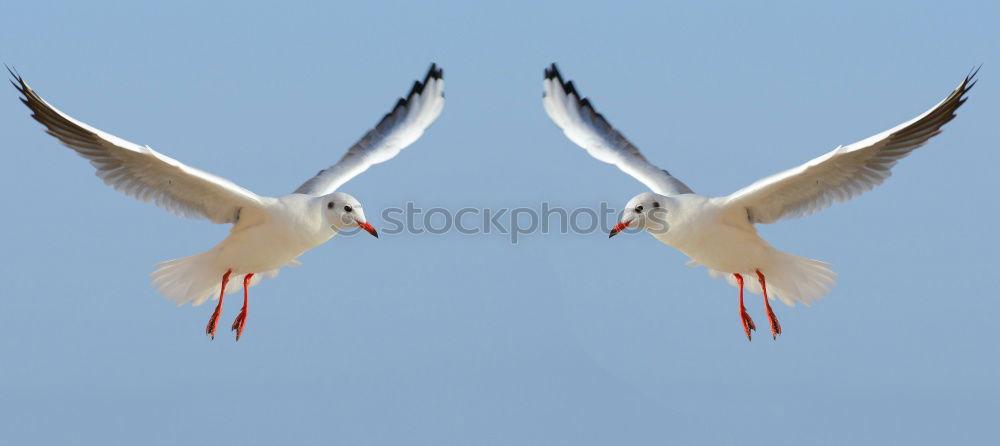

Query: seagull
[543,63,976,340]
[11,63,445,340]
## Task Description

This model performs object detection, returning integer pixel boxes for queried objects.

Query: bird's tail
[707,249,837,306]
[149,248,274,307]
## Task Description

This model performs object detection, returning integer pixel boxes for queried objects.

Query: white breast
[215,195,334,274]
[652,196,773,274]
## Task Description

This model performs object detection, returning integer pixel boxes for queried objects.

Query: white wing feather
[11,69,265,224]
[725,69,977,224]
[294,64,445,196]
[542,64,692,196]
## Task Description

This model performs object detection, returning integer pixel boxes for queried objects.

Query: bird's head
[322,192,378,238]
[610,192,671,238]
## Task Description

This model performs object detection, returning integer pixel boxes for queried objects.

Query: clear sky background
[1,1,997,444]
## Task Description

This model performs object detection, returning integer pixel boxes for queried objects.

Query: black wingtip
[394,63,443,108]
[6,65,28,97]
[968,63,982,80]
[963,64,981,92]
[425,62,443,82]
[541,63,613,128]
[563,80,579,97]
[6,64,24,89]
[543,63,582,98]
[411,63,443,97]
[375,63,443,124]
[5,63,19,80]
[544,62,562,82]
[954,64,981,101]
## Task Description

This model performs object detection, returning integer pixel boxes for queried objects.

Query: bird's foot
[205,308,222,340]
[231,309,247,341]
[765,306,782,340]
[741,310,756,341]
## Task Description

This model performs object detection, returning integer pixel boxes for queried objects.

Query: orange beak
[609,220,631,238]
[357,220,378,238]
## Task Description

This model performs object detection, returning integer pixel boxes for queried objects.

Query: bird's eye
[344,205,353,212]
[635,205,644,212]
[327,202,334,209]
[653,201,660,208]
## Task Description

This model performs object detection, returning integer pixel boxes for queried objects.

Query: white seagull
[12,64,445,340]
[543,63,976,340]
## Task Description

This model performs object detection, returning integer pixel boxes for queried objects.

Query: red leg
[756,269,782,339]
[735,273,756,341]
[231,273,253,341]
[206,269,233,340]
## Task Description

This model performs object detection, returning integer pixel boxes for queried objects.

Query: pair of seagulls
[11,63,976,341]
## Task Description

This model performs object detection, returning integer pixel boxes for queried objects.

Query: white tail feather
[705,250,837,306]
[150,248,279,307]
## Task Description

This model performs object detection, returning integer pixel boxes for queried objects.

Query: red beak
[609,220,631,238]
[357,220,378,238]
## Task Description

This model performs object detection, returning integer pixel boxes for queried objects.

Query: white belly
[215,219,333,274]
[667,226,771,273]
[653,198,773,274]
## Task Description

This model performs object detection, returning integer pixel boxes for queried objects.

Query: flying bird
[12,63,445,340]
[542,63,976,340]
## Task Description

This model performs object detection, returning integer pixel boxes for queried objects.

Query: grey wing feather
[294,64,445,195]
[542,63,692,196]
[10,68,264,224]
[725,68,977,224]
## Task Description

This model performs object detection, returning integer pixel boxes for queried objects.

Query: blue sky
[1,1,997,444]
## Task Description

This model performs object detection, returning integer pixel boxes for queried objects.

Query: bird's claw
[766,310,782,340]
[205,310,221,340]
[231,311,247,341]
[741,311,756,341]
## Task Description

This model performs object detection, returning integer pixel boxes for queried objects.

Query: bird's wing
[724,69,977,224]
[542,63,693,196]
[11,68,265,224]
[294,64,445,196]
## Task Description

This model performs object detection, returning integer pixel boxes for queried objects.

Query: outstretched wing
[725,68,977,224]
[542,63,693,196]
[294,64,445,196]
[11,68,265,224]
